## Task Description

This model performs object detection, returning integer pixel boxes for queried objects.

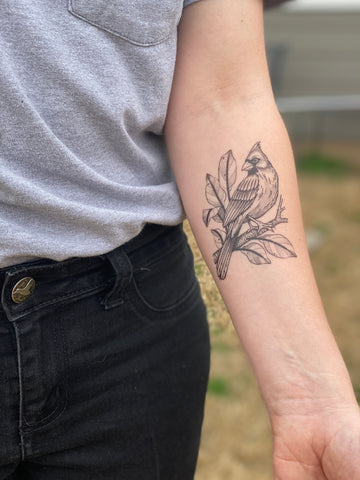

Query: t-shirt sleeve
[183,0,201,6]
[264,0,291,8]
[183,0,291,8]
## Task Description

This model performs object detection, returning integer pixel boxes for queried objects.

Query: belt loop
[102,247,133,310]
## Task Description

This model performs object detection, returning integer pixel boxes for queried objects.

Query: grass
[314,221,331,234]
[207,376,231,396]
[296,150,352,177]
[211,341,232,353]
[348,211,360,224]
[353,385,360,405]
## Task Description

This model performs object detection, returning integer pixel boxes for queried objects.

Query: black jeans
[0,224,210,479]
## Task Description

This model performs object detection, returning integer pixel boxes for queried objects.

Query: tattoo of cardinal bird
[202,142,296,279]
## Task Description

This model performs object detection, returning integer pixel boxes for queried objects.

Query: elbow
[168,79,277,124]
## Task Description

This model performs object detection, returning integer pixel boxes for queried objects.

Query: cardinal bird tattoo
[203,142,297,279]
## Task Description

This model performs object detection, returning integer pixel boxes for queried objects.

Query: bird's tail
[216,237,235,280]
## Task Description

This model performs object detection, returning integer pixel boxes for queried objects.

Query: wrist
[263,367,357,421]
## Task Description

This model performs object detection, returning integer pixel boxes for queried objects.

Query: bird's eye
[250,157,260,164]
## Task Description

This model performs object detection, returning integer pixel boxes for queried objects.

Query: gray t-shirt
[0,0,288,268]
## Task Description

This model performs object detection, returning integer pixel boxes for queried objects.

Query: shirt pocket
[68,0,183,46]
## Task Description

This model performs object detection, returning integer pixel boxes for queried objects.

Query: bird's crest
[248,141,263,155]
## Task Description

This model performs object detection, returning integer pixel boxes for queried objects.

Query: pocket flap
[68,0,182,46]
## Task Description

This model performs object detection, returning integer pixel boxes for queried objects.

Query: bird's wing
[224,174,259,226]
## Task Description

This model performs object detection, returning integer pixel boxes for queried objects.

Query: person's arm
[165,0,360,478]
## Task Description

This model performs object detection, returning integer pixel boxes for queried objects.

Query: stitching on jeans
[59,311,70,389]
[8,258,85,274]
[12,280,113,319]
[132,276,198,314]
[7,258,105,281]
[23,319,67,428]
[22,322,70,431]
[22,395,68,432]
[132,236,184,273]
[23,387,64,427]
[150,428,161,480]
[13,323,26,460]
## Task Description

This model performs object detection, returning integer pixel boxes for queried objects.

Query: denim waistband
[0,223,184,322]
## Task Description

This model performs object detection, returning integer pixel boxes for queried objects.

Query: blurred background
[192,1,360,478]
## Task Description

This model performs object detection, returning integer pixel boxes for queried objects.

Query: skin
[164,0,360,478]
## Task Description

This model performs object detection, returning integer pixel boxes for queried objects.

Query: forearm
[165,95,357,416]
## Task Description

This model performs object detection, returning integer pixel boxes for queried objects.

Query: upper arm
[167,0,273,120]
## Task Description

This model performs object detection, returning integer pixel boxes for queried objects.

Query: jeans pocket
[132,237,198,313]
[68,0,183,46]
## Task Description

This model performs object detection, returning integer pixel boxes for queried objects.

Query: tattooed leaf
[259,234,297,258]
[241,241,271,265]
[219,150,237,200]
[212,213,224,224]
[202,207,220,227]
[212,206,225,224]
[211,229,225,249]
[206,174,226,208]
[213,248,221,264]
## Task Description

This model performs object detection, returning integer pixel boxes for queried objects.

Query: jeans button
[11,277,36,304]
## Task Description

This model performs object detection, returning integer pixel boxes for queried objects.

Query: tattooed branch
[203,143,297,279]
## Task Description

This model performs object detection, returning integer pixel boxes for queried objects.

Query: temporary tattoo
[203,142,297,279]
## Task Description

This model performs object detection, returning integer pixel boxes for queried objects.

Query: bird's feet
[247,216,274,232]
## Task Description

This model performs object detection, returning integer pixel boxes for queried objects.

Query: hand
[271,403,360,479]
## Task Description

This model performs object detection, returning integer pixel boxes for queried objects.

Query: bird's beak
[242,160,254,171]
